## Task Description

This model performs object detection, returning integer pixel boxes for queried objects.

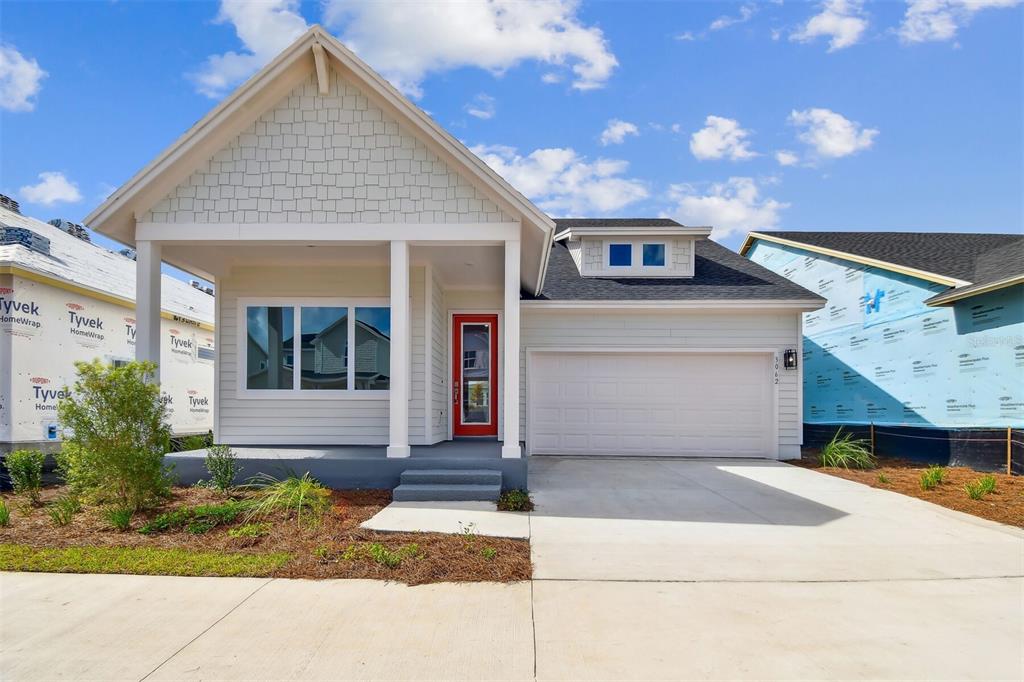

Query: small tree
[57,360,172,511]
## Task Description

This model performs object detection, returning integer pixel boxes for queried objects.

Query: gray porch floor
[174,439,504,460]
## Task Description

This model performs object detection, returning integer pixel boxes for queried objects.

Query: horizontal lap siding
[519,309,802,455]
[218,265,424,445]
[430,270,448,442]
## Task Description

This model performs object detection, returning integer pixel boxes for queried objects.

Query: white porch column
[135,240,162,382]
[388,240,411,458]
[502,239,522,458]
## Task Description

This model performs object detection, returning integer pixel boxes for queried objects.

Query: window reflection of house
[354,319,390,390]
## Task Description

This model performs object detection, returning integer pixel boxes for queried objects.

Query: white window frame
[236,297,391,400]
[599,239,673,276]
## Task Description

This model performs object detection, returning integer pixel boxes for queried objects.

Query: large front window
[244,301,390,393]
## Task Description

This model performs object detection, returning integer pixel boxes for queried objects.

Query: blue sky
[1,0,1021,277]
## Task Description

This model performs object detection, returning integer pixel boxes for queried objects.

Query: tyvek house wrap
[1,206,214,444]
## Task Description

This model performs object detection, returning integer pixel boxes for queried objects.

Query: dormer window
[642,243,666,267]
[608,243,632,267]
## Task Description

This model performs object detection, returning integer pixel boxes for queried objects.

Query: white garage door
[529,352,775,457]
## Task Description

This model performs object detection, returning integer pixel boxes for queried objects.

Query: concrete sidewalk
[3,459,1022,680]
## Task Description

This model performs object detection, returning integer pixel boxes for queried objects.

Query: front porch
[167,440,527,490]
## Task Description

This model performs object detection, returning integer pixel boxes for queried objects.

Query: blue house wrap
[744,237,1023,430]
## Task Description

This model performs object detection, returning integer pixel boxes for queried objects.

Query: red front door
[452,314,499,436]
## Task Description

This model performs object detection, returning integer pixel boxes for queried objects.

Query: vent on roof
[0,225,51,254]
[0,194,21,215]
[190,280,215,296]
[48,218,92,242]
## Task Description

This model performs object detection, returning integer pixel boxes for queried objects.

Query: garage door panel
[530,352,774,458]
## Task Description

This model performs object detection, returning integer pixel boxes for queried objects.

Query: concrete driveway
[2,458,1022,680]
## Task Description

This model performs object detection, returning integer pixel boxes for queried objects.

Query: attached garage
[528,351,776,458]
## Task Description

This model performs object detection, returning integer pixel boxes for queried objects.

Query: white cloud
[665,177,788,239]
[190,0,309,98]
[471,144,648,215]
[709,4,757,31]
[788,108,878,159]
[324,0,618,97]
[465,93,496,120]
[675,31,698,41]
[0,44,47,112]
[541,72,563,84]
[689,116,757,161]
[19,172,82,206]
[791,0,868,51]
[599,119,639,146]
[775,150,800,166]
[899,0,1020,43]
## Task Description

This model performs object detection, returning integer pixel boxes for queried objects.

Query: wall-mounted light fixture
[783,349,798,370]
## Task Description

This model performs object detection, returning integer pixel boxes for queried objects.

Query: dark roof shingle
[526,239,824,302]
[753,231,1023,286]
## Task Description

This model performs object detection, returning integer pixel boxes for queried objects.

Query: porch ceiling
[160,242,504,287]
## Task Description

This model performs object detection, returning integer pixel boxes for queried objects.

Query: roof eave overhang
[924,274,1024,306]
[84,25,554,295]
[521,298,826,312]
[741,232,972,288]
[556,226,712,241]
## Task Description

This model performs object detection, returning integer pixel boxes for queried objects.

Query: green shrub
[0,499,10,527]
[172,431,213,453]
[340,542,420,567]
[481,547,497,561]
[139,500,249,535]
[227,522,270,539]
[497,489,533,512]
[47,495,80,527]
[205,444,241,492]
[103,507,133,531]
[964,475,997,500]
[920,466,947,491]
[56,360,172,511]
[244,472,330,524]
[877,473,891,485]
[5,449,45,503]
[819,430,875,469]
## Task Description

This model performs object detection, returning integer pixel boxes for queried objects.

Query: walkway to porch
[167,440,526,490]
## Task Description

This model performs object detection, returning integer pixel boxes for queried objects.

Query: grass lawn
[795,451,1023,528]
[0,486,531,584]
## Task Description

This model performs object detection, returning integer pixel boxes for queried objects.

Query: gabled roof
[740,230,1024,305]
[84,25,554,291]
[524,238,825,306]
[554,218,712,240]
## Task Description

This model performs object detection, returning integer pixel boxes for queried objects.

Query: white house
[84,27,823,492]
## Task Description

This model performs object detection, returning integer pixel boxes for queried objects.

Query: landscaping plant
[56,360,172,511]
[205,444,241,492]
[481,547,497,561]
[0,499,10,527]
[47,495,81,527]
[819,429,875,470]
[139,500,249,535]
[244,472,331,524]
[340,542,420,568]
[920,465,947,491]
[103,507,133,531]
[4,449,46,504]
[497,489,533,512]
[964,475,997,500]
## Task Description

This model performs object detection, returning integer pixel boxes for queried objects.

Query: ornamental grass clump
[819,429,876,470]
[56,360,172,512]
[920,465,947,491]
[964,474,997,500]
[244,472,331,525]
[4,449,45,504]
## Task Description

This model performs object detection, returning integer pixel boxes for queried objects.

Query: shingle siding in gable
[144,72,510,225]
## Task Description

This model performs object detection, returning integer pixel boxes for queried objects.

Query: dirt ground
[795,452,1024,528]
[0,487,532,584]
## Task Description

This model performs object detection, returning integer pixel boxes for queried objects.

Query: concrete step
[392,483,501,502]
[399,469,502,486]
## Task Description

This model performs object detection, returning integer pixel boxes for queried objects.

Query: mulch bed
[0,486,532,584]
[794,451,1024,528]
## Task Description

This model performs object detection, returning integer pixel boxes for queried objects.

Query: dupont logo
[30,376,50,384]
[66,302,85,311]
[0,287,13,294]
[124,317,136,325]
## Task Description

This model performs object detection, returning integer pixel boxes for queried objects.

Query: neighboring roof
[741,230,1024,305]
[84,25,553,294]
[0,205,214,325]
[525,238,826,304]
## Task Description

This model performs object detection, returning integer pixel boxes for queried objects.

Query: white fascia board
[925,274,1024,306]
[557,226,713,240]
[137,221,522,243]
[521,299,826,312]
